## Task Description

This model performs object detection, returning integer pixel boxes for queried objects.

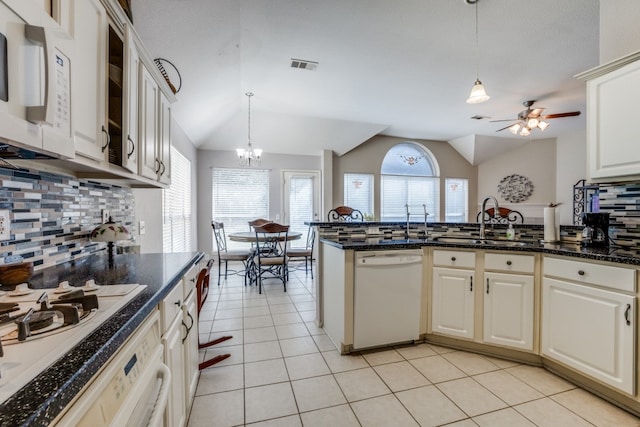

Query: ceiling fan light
[527,118,539,128]
[509,123,521,134]
[466,79,490,104]
[236,148,246,158]
[520,127,531,136]
[253,148,263,159]
[538,121,550,131]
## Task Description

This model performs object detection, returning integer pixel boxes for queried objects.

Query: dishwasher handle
[356,254,423,266]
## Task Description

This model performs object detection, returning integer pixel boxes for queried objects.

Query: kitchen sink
[432,236,532,247]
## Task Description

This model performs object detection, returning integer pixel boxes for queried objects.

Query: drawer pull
[470,276,473,292]
[451,256,456,262]
[506,260,512,266]
[625,304,631,326]
[486,278,490,294]
[578,270,585,276]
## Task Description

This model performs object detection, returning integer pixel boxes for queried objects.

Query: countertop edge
[320,239,640,266]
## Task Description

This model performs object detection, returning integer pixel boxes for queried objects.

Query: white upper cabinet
[70,0,108,161]
[121,23,139,173]
[577,51,640,181]
[138,64,158,180]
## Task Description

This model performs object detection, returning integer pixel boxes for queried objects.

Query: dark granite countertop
[320,237,640,266]
[0,251,204,427]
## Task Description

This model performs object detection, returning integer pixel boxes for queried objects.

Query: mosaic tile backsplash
[0,166,135,270]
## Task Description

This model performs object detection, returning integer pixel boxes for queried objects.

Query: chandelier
[236,92,262,166]
[508,118,550,136]
[465,0,490,104]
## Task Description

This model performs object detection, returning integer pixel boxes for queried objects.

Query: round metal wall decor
[497,174,534,203]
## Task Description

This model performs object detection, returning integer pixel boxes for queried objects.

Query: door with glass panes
[283,171,320,247]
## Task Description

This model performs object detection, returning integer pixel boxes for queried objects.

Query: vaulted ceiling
[131,0,599,162]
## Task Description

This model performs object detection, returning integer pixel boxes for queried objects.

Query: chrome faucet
[405,204,410,237]
[479,196,499,239]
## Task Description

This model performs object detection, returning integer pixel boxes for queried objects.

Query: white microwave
[0,1,74,159]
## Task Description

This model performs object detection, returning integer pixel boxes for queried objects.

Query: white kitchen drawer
[433,250,475,269]
[160,280,185,332]
[485,253,534,274]
[543,256,636,293]
[182,263,199,299]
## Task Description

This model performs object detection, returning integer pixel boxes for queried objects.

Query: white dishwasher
[353,249,423,349]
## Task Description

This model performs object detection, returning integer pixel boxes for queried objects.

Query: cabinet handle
[451,256,456,262]
[174,300,181,307]
[181,320,189,343]
[506,260,512,266]
[470,276,473,292]
[486,278,490,294]
[187,311,195,330]
[625,304,631,326]
[127,135,135,158]
[100,126,110,152]
[155,158,162,174]
[160,161,166,175]
[578,270,585,276]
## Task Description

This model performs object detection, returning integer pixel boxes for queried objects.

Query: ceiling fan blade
[489,119,518,123]
[542,111,581,119]
[495,123,517,132]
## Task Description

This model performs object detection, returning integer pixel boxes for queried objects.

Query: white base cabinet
[542,257,636,395]
[432,267,475,339]
[483,272,534,350]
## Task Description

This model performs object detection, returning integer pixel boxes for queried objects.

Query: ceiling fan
[491,100,581,136]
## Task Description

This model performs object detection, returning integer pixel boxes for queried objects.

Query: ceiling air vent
[291,58,318,71]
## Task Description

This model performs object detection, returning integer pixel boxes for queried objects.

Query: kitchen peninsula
[314,220,640,416]
[0,252,203,427]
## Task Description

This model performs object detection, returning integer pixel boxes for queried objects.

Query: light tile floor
[188,265,640,427]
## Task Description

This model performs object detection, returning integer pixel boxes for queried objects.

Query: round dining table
[228,231,302,242]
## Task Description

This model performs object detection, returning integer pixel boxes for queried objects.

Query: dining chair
[196,260,232,370]
[248,218,272,229]
[327,205,364,222]
[253,222,289,294]
[211,221,252,286]
[476,207,524,224]
[286,227,315,279]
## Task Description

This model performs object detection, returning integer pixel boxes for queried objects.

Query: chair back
[196,259,214,315]
[327,206,364,222]
[211,221,229,253]
[476,207,524,224]
[306,228,316,251]
[253,222,290,258]
[248,218,271,229]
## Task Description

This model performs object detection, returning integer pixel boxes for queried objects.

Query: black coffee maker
[581,212,610,247]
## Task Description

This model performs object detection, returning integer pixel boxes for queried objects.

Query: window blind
[380,175,440,222]
[162,147,192,253]
[344,173,374,217]
[445,178,468,223]
[212,168,269,249]
[288,175,313,247]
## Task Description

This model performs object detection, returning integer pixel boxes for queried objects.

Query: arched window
[380,142,440,221]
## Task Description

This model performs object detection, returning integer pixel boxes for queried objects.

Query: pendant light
[236,92,262,166]
[466,0,490,104]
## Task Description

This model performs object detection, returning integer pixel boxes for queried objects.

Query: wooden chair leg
[199,353,231,370]
[199,335,233,370]
[200,335,232,349]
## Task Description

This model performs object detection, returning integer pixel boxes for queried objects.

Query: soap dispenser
[506,223,515,240]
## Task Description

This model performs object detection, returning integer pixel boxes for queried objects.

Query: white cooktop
[0,284,145,405]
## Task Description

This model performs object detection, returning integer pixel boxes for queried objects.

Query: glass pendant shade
[537,121,550,131]
[466,79,490,104]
